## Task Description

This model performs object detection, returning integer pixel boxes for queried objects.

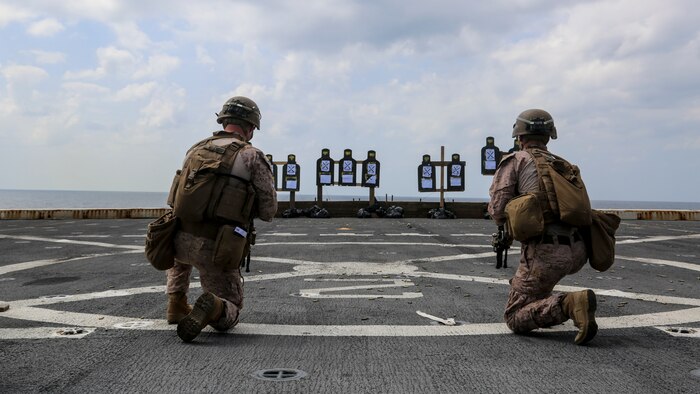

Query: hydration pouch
[504,193,545,242]
[548,163,592,226]
[212,225,249,268]
[582,210,621,272]
[173,158,225,222]
[144,211,179,270]
[530,149,592,227]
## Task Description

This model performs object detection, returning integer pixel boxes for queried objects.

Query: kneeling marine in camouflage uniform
[488,109,598,345]
[166,96,277,342]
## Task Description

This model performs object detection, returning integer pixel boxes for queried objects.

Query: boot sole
[167,314,188,325]
[177,293,217,342]
[575,290,598,345]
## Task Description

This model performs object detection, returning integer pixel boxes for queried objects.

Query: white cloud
[1,64,49,85]
[132,54,181,79]
[61,81,110,95]
[42,0,122,22]
[24,50,67,64]
[2,1,700,201]
[196,46,215,66]
[27,18,64,36]
[110,21,151,50]
[138,85,186,128]
[0,96,18,117]
[64,45,179,81]
[64,46,137,80]
[0,3,33,27]
[113,82,157,101]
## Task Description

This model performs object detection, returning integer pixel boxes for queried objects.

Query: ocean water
[0,190,171,209]
[0,189,699,210]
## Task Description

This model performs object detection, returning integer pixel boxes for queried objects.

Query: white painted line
[553,286,700,307]
[266,233,308,237]
[256,242,492,248]
[298,293,424,299]
[398,251,497,265]
[0,306,170,332]
[44,246,63,249]
[618,233,700,244]
[0,327,96,340]
[616,255,700,272]
[2,271,700,338]
[3,245,700,339]
[415,272,510,286]
[230,307,700,336]
[385,233,438,237]
[320,233,374,237]
[450,233,492,237]
[66,235,110,238]
[0,234,143,250]
[298,278,422,299]
[231,322,514,337]
[252,252,497,276]
[304,278,408,282]
[596,307,700,330]
[121,235,146,238]
[9,287,170,308]
[3,306,700,338]
[0,251,143,276]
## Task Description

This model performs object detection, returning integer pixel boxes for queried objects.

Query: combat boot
[177,292,224,342]
[562,290,598,345]
[166,292,192,324]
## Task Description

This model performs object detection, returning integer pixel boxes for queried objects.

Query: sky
[1,0,699,202]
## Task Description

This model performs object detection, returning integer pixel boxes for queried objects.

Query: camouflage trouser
[166,231,243,331]
[504,236,587,333]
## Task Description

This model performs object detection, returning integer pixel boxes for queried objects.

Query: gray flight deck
[1,217,699,393]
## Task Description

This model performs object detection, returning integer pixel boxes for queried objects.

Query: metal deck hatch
[252,369,307,382]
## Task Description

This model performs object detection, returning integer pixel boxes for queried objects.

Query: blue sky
[1,0,699,202]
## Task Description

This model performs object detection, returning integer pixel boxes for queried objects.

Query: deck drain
[665,327,697,335]
[52,327,95,338]
[252,369,307,382]
[56,328,86,336]
[656,326,700,338]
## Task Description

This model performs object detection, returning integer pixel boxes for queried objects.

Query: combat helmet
[512,109,557,139]
[216,96,261,129]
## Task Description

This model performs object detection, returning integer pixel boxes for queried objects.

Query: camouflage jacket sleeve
[488,154,519,225]
[240,146,278,221]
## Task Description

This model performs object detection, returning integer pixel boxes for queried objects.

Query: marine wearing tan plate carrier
[165,96,277,342]
[488,108,598,345]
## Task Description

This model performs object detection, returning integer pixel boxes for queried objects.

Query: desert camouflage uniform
[167,131,277,331]
[488,143,587,333]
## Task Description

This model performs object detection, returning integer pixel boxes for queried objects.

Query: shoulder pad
[185,136,214,155]
[499,152,517,164]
